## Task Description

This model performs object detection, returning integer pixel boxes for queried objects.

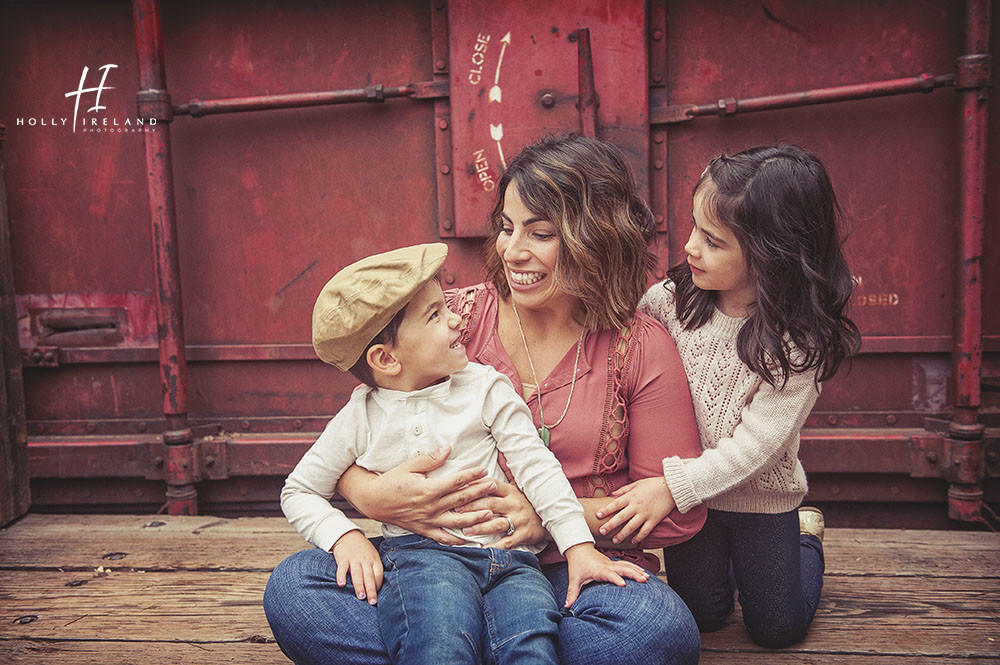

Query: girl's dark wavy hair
[667,144,861,386]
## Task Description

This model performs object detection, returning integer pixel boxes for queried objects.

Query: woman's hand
[595,477,676,545]
[456,481,548,550]
[337,445,497,546]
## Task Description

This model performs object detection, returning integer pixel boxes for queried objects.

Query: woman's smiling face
[495,182,578,315]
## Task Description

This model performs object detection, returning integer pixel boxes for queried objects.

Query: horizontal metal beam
[651,72,954,125]
[21,335,1000,367]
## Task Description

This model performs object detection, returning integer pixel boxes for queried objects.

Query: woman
[264,134,707,665]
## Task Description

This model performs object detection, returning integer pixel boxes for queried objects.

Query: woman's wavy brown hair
[482,133,657,331]
[667,144,861,386]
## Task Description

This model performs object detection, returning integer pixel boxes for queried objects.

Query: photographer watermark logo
[16,63,157,134]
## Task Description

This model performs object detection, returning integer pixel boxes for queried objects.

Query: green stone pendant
[538,426,550,447]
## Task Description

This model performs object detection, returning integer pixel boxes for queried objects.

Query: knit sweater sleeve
[662,367,820,514]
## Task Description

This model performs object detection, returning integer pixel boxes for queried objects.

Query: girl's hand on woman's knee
[457,481,547,549]
[596,477,676,545]
[338,445,498,545]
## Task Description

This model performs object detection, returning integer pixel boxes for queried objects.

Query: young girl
[596,144,861,648]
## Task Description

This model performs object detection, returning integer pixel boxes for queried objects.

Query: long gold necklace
[510,300,584,447]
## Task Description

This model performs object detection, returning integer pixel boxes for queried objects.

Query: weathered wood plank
[0,514,379,571]
[1,569,997,658]
[0,639,288,665]
[5,515,998,579]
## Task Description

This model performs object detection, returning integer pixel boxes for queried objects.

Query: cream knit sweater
[640,282,818,515]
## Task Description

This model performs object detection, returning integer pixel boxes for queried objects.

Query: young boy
[281,243,649,665]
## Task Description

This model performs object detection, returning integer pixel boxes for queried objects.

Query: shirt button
[413,425,422,436]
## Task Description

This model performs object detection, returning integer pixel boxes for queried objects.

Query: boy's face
[391,280,468,390]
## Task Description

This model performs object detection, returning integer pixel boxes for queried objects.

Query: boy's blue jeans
[661,508,824,649]
[377,535,559,664]
[264,538,701,665]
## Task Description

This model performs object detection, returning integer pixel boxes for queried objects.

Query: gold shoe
[798,506,825,543]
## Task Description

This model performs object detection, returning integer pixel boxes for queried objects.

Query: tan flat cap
[312,243,448,370]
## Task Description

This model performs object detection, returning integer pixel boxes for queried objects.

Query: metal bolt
[137,422,148,433]
[652,72,663,83]
[654,159,664,170]
[826,415,838,426]
[655,214,664,224]
[205,456,215,467]
[153,456,164,467]
[440,164,450,175]
[292,419,303,430]
[445,273,456,285]
[926,451,938,464]
[31,349,42,362]
[831,485,841,495]
[890,485,900,495]
[653,29,664,41]
[886,414,897,425]
[43,350,56,363]
[442,219,454,231]
[86,422,97,433]
[654,133,665,144]
[953,460,962,468]
[540,93,556,108]
[437,118,449,130]
[241,420,251,431]
[435,59,447,71]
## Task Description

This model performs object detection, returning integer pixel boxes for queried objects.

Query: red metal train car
[1,0,997,529]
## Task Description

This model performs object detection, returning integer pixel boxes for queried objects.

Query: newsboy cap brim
[312,243,448,370]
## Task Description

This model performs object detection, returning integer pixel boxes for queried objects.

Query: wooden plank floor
[1,514,998,664]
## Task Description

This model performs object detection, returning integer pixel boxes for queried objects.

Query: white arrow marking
[490,123,506,168]
[494,32,510,86]
[489,85,502,103]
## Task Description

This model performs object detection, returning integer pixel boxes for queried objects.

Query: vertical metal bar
[432,0,455,239]
[132,0,197,515]
[947,0,990,522]
[576,28,597,139]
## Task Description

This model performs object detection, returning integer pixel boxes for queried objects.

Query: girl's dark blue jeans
[661,508,824,649]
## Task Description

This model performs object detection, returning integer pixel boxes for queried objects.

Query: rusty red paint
[0,0,996,525]
[575,28,597,138]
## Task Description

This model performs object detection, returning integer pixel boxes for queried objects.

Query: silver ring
[503,516,515,536]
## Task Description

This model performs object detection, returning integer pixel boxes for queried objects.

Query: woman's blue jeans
[377,535,559,664]
[661,508,824,649]
[264,538,701,665]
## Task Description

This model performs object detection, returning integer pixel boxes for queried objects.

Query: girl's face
[495,182,578,315]
[685,183,755,316]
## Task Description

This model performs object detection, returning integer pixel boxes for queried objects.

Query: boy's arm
[481,371,594,554]
[281,391,371,552]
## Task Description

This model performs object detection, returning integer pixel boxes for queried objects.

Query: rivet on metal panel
[205,456,215,467]
[652,72,663,83]
[31,349,42,362]
[831,485,841,495]
[440,165,451,175]
[826,415,838,426]
[886,414,898,425]
[655,214,664,224]
[293,419,303,430]
[444,273,456,285]
[890,486,900,495]
[442,219,454,231]
[241,420,251,431]
[364,85,385,103]
[654,160,664,170]
[652,29,664,41]
[153,456,164,467]
[654,133,664,144]
[435,59,447,71]
[437,119,449,130]
[86,423,97,433]
[137,422,148,433]
[926,451,938,464]
[541,93,556,109]
[43,350,56,363]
